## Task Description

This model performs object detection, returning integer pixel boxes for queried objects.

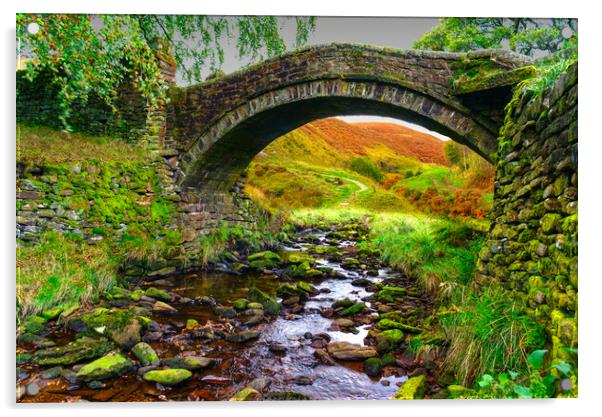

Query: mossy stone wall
[477,63,578,361]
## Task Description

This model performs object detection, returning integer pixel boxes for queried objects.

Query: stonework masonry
[476,63,578,362]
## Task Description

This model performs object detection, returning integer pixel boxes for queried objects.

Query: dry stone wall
[476,63,578,361]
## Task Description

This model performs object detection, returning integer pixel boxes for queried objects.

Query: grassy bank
[16,125,280,321]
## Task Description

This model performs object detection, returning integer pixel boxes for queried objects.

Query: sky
[210,16,446,138]
[213,16,439,76]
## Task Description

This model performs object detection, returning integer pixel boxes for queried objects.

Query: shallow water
[18,228,409,402]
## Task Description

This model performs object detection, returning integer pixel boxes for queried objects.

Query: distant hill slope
[258,117,449,167]
[247,117,493,219]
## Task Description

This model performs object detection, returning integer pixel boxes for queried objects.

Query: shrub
[349,157,383,182]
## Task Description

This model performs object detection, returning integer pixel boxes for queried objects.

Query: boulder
[247,377,272,392]
[263,391,311,401]
[152,301,177,314]
[326,341,377,360]
[233,299,249,310]
[145,287,172,302]
[332,318,355,328]
[393,375,427,400]
[378,319,421,333]
[377,286,407,303]
[41,307,64,321]
[67,308,142,349]
[331,299,355,309]
[339,303,365,316]
[376,329,404,352]
[229,387,260,401]
[282,251,315,266]
[131,342,160,367]
[226,330,260,343]
[19,315,47,335]
[76,352,133,381]
[247,287,280,315]
[162,356,215,370]
[248,251,282,269]
[35,336,114,366]
[143,368,192,385]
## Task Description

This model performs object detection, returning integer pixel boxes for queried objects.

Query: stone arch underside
[167,44,533,197]
[177,79,498,195]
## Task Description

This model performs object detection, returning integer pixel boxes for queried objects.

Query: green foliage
[17,14,316,130]
[414,18,576,56]
[17,14,167,130]
[17,231,117,319]
[523,37,578,96]
[460,349,578,398]
[349,157,384,182]
[441,286,546,386]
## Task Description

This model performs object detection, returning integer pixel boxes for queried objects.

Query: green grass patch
[440,286,547,386]
[17,231,118,320]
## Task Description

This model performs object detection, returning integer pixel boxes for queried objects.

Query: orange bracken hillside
[300,118,449,166]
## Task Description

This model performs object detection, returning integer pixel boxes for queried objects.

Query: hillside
[247,117,493,218]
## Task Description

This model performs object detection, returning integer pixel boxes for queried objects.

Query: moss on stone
[393,375,427,400]
[247,287,280,315]
[131,342,159,367]
[76,352,133,381]
[143,368,192,385]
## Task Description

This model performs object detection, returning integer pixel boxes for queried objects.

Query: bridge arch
[166,44,533,195]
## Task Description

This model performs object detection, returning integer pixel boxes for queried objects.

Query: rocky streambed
[17,222,445,402]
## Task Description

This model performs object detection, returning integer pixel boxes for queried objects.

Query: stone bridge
[162,43,535,200]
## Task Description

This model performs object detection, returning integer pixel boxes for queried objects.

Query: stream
[17,224,436,402]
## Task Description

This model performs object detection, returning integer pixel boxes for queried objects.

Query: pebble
[26,383,40,396]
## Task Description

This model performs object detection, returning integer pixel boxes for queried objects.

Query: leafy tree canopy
[413,18,577,56]
[16,14,316,129]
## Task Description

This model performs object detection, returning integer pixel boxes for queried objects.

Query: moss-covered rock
[229,387,260,401]
[131,342,159,367]
[331,298,355,309]
[263,391,311,401]
[233,298,249,310]
[376,329,404,352]
[35,336,114,366]
[20,315,47,335]
[162,356,215,370]
[339,302,365,316]
[143,368,192,385]
[226,330,260,343]
[393,375,427,400]
[282,251,315,266]
[378,319,421,333]
[447,384,473,398]
[186,318,198,329]
[145,287,171,302]
[247,287,280,315]
[248,251,282,269]
[130,289,146,301]
[377,286,407,303]
[277,284,305,298]
[76,352,133,381]
[364,357,383,376]
[541,213,562,233]
[68,308,142,349]
[41,307,64,321]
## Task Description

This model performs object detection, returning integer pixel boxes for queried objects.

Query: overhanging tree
[16,14,316,129]
[413,18,577,56]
